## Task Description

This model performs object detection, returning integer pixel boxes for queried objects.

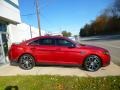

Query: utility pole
[36,0,41,36]
[29,25,32,38]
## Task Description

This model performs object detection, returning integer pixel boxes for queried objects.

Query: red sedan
[8,36,110,71]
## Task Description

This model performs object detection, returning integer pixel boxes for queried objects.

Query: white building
[8,23,46,45]
[0,0,21,23]
[0,0,46,46]
[0,0,21,44]
[0,0,46,64]
[0,0,21,64]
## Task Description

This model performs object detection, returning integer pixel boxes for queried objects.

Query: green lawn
[0,75,120,90]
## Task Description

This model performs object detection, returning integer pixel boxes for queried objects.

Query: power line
[21,13,36,16]
[21,0,41,36]
[21,0,52,35]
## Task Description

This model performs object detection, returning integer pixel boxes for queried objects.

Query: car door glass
[40,38,55,45]
[29,39,40,45]
[56,39,74,47]
[30,38,55,46]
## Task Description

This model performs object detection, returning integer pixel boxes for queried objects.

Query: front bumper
[102,54,111,67]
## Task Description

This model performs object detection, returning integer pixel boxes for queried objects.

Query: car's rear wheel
[19,54,35,70]
[84,55,101,72]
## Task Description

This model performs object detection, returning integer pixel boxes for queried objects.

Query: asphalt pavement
[80,35,120,66]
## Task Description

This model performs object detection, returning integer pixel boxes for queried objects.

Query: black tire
[84,55,101,72]
[19,54,35,70]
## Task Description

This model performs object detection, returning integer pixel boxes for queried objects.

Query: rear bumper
[8,49,20,63]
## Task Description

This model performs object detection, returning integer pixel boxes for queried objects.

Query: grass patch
[0,75,120,90]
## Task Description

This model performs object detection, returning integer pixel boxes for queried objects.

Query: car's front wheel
[19,54,35,70]
[84,55,101,72]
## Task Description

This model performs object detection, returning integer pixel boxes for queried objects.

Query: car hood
[77,44,107,51]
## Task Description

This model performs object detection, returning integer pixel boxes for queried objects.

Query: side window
[30,38,55,46]
[30,39,40,45]
[40,38,55,45]
[56,39,74,47]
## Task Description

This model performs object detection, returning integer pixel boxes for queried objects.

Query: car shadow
[10,63,85,71]
[35,64,85,71]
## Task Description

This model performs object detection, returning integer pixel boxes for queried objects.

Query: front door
[55,38,81,64]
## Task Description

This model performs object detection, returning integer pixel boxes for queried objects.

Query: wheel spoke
[85,55,101,71]
[19,55,34,70]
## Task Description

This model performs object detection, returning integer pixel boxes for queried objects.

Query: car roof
[21,35,76,45]
[31,35,67,40]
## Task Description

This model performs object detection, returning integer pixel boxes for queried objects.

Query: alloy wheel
[19,54,35,70]
[84,55,101,72]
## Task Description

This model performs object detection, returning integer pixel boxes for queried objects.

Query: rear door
[29,38,59,63]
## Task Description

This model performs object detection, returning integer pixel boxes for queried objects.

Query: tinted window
[30,38,55,45]
[40,38,55,45]
[30,39,40,45]
[56,39,74,47]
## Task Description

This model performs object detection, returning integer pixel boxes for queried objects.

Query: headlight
[103,51,109,55]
